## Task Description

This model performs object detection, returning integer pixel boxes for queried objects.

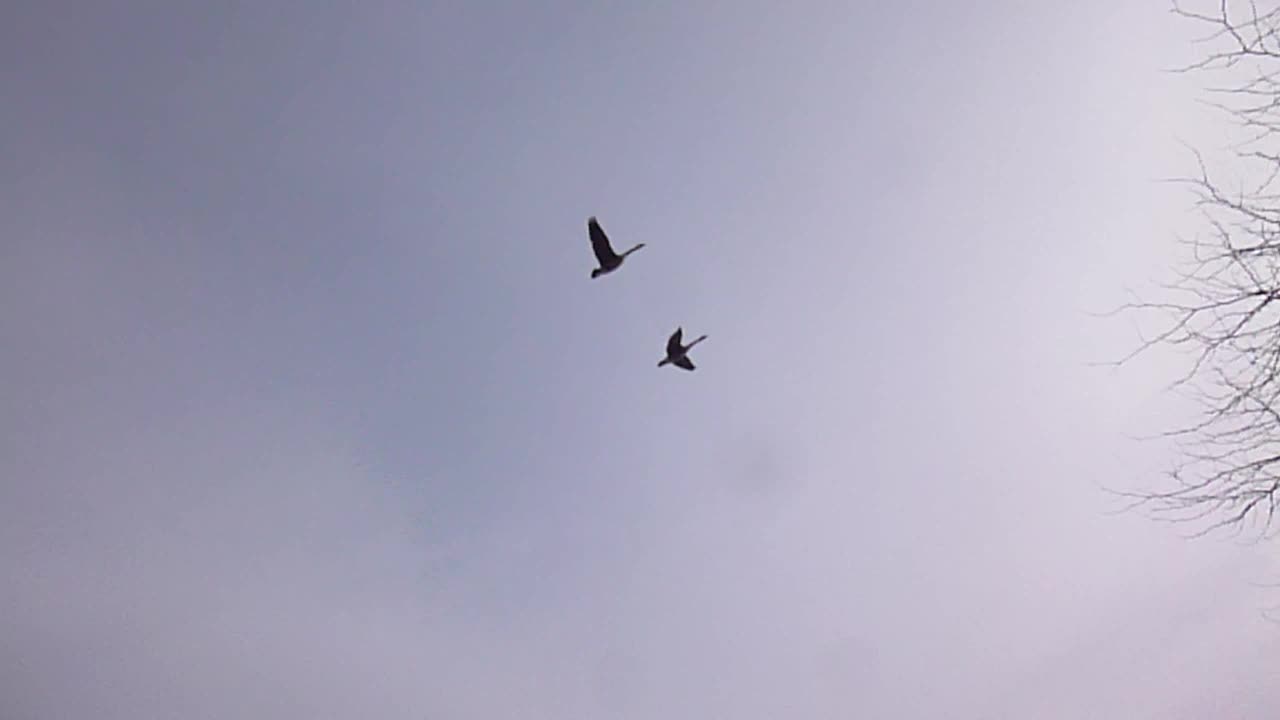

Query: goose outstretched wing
[588,217,619,264]
[666,327,684,357]
[673,355,695,371]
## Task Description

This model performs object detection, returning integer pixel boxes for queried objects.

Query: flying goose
[587,216,645,278]
[658,327,707,371]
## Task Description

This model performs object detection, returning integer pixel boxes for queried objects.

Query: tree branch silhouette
[1112,1,1280,541]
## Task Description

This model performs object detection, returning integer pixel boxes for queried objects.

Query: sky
[2,1,1278,718]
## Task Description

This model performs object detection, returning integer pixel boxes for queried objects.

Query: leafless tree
[1109,1,1280,541]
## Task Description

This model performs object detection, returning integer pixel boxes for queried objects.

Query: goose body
[588,216,645,278]
[658,327,707,371]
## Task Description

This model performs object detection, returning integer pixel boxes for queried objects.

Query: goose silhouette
[587,216,645,278]
[658,327,707,371]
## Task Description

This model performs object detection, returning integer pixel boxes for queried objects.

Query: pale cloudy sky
[2,1,1278,718]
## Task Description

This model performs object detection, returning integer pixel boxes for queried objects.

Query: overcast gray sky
[3,1,1278,718]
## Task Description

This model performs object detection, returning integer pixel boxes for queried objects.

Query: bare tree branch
[1111,1,1280,541]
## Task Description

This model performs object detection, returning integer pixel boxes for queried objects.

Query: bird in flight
[658,327,707,371]
[587,216,645,278]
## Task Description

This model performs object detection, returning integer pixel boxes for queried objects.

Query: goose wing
[588,217,620,264]
[673,355,696,371]
[666,327,684,357]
